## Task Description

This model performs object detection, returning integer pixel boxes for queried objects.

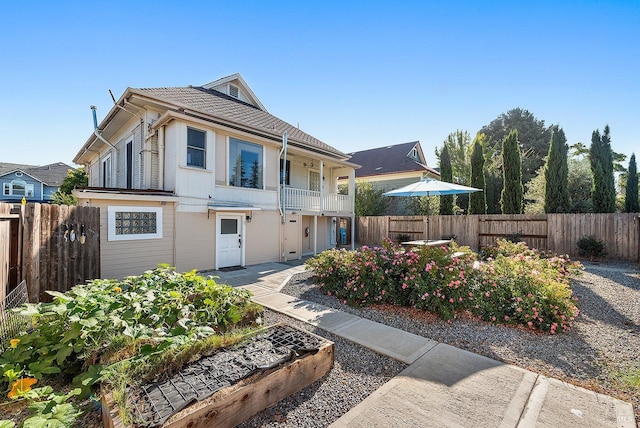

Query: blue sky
[1,1,638,169]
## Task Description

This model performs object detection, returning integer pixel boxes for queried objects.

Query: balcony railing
[283,188,353,213]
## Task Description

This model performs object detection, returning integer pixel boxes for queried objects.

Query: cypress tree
[544,127,571,213]
[590,126,616,213]
[501,130,523,214]
[469,139,486,214]
[625,153,639,212]
[439,146,454,215]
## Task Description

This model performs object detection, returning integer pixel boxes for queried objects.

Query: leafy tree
[435,130,472,185]
[479,108,553,186]
[439,146,454,215]
[568,156,593,213]
[354,180,388,216]
[524,166,545,214]
[501,130,523,214]
[485,172,502,214]
[589,125,616,213]
[625,153,639,212]
[544,127,571,213]
[405,195,439,215]
[51,167,88,206]
[469,136,486,214]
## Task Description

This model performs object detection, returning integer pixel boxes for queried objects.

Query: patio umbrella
[383,178,482,239]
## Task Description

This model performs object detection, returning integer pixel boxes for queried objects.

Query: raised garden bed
[102,324,334,428]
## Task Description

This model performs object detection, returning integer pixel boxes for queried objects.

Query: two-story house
[73,74,357,279]
[341,141,439,214]
[0,162,73,203]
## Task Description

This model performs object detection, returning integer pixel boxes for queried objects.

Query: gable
[202,73,267,112]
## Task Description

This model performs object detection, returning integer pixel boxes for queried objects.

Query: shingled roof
[133,86,349,159]
[0,162,73,186]
[348,142,439,178]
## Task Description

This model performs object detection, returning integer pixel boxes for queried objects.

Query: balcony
[283,188,353,214]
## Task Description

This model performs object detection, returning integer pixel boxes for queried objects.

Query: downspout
[90,106,118,153]
[90,106,118,186]
[279,132,288,224]
[158,126,165,189]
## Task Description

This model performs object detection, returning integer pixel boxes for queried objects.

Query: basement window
[108,206,163,241]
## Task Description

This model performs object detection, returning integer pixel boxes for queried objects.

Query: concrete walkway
[212,262,637,428]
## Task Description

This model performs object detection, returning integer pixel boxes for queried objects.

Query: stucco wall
[174,211,216,271]
[244,210,281,264]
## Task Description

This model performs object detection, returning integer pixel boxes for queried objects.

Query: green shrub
[396,233,411,243]
[576,235,607,260]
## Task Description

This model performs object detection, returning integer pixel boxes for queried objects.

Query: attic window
[409,148,418,159]
[229,84,239,98]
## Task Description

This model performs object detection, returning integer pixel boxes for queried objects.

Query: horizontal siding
[91,199,175,279]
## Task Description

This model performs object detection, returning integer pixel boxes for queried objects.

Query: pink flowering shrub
[470,240,582,333]
[306,239,582,333]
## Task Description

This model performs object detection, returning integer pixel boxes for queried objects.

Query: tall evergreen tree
[439,146,454,215]
[435,130,473,212]
[544,127,571,213]
[469,138,486,214]
[501,130,523,214]
[589,125,616,213]
[484,172,501,214]
[625,153,639,212]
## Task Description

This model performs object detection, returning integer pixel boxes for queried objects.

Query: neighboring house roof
[0,162,73,186]
[347,142,439,178]
[131,85,348,159]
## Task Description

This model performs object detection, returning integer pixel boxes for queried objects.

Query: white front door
[217,214,243,268]
[284,218,300,260]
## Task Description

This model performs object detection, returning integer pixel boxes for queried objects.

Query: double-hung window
[102,155,112,187]
[187,127,206,168]
[228,138,263,189]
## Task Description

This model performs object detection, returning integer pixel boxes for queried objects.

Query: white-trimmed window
[187,127,206,168]
[309,171,321,192]
[107,206,163,241]
[102,154,112,187]
[3,180,34,197]
[228,137,263,189]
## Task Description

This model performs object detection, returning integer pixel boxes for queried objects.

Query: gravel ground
[239,311,406,427]
[274,261,640,426]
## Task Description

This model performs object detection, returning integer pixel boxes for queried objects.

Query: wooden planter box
[102,325,334,428]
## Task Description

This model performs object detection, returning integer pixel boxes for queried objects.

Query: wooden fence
[357,213,640,262]
[1,202,101,303]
